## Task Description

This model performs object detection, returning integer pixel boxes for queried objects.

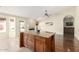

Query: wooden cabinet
[51,36,55,51]
[20,32,25,47]
[64,27,74,34]
[64,27,74,37]
[35,36,45,52]
[27,34,34,51]
[35,36,55,52]
[24,33,28,47]
[23,32,55,52]
[24,33,35,51]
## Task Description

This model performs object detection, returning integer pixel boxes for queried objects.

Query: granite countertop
[26,30,55,38]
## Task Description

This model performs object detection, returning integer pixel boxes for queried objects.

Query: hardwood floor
[55,34,79,52]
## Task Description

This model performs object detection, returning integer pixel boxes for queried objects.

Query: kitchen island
[20,31,55,52]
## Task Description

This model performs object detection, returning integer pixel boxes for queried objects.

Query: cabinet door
[35,36,45,52]
[24,33,28,47]
[27,34,34,50]
[20,32,24,47]
[51,36,55,52]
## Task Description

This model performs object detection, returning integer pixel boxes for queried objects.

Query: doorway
[63,15,74,37]
[0,17,9,51]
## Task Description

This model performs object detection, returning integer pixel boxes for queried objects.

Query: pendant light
[44,10,49,17]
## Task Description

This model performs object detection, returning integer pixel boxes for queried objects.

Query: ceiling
[0,6,69,19]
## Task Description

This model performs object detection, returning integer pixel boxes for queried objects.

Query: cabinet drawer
[35,36,45,42]
[28,38,34,42]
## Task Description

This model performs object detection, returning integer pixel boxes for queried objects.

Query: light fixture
[44,10,49,17]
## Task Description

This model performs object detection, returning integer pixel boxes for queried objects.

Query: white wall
[38,16,56,33]
[38,7,76,35]
[0,13,30,51]
[75,7,79,40]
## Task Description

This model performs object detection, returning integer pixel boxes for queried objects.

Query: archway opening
[63,15,74,38]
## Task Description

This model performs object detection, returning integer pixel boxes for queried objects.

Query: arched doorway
[63,15,74,37]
